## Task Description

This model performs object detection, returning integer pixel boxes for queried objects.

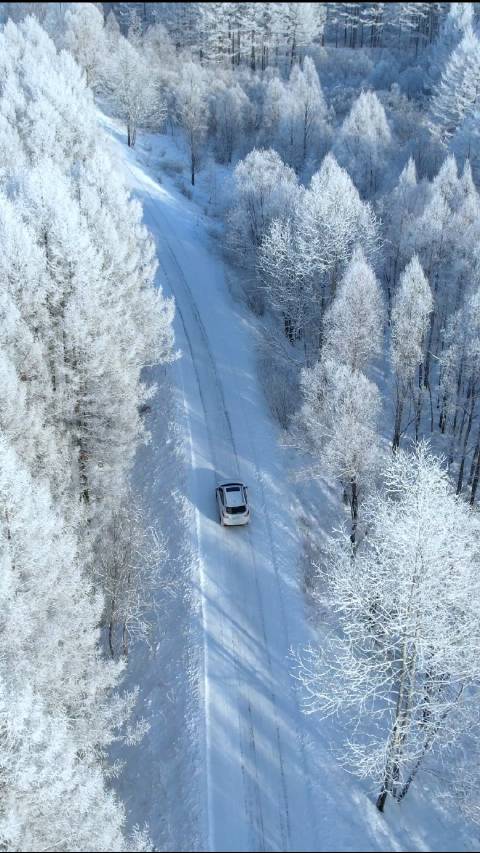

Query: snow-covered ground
[102,115,478,853]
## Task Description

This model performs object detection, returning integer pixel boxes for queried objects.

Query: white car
[216,482,250,526]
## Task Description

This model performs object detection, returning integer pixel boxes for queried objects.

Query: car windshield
[226,505,246,514]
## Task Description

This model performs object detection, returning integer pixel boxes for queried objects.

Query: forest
[1,2,480,851]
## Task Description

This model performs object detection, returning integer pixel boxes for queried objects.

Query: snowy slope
[102,115,478,853]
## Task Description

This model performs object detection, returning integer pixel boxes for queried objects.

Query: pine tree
[430,26,480,143]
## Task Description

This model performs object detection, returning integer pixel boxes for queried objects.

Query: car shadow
[190,465,220,523]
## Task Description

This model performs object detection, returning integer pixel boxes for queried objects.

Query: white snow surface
[103,114,478,853]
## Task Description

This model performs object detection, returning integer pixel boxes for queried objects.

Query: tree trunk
[284,315,295,343]
[448,357,464,465]
[457,386,475,494]
[392,391,404,450]
[470,426,480,505]
[108,609,115,658]
[350,476,358,547]
[467,429,480,486]
[376,789,388,812]
[290,33,296,68]
[303,109,308,164]
[438,391,448,432]
[424,307,435,390]
[415,363,423,441]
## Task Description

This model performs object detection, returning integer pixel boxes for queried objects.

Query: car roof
[219,483,246,507]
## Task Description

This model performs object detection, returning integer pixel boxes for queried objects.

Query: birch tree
[439,286,480,498]
[296,153,378,326]
[296,443,480,812]
[391,256,433,449]
[323,246,384,372]
[228,147,300,266]
[97,495,166,659]
[175,59,209,185]
[64,2,106,90]
[210,72,251,164]
[278,56,328,170]
[292,359,381,544]
[381,156,423,315]
[257,212,311,341]
[110,35,164,147]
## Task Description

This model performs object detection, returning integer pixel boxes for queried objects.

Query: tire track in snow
[243,429,318,848]
[137,185,268,852]
[156,211,294,852]
[155,242,264,852]
[122,154,302,851]
[157,250,267,852]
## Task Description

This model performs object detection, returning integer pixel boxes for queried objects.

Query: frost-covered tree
[296,153,378,319]
[409,156,480,394]
[210,71,251,164]
[15,156,169,521]
[276,2,325,68]
[97,494,165,659]
[0,15,174,519]
[108,34,164,147]
[323,246,384,373]
[297,443,480,812]
[450,108,480,184]
[175,59,209,184]
[391,256,433,448]
[258,153,378,349]
[0,19,175,848]
[0,435,142,851]
[381,156,424,314]
[439,286,480,498]
[228,147,300,266]
[257,212,310,341]
[0,193,61,485]
[105,8,121,52]
[334,90,392,196]
[428,1,474,86]
[292,359,381,543]
[64,2,106,90]
[0,16,97,169]
[430,26,480,144]
[261,72,285,144]
[277,56,328,170]
[0,15,175,509]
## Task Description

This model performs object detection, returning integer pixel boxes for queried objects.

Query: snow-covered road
[109,129,318,852]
